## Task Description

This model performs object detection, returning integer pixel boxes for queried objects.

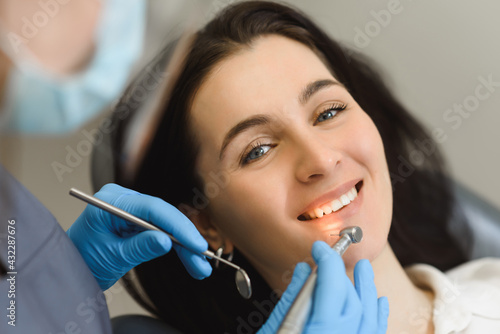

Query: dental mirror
[235,268,252,299]
[206,248,252,299]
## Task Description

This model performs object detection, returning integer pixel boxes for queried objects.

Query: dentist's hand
[67,183,212,290]
[259,241,389,334]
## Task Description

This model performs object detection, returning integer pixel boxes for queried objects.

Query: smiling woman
[108,1,500,333]
[187,34,393,277]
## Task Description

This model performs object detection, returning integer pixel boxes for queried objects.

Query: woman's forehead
[190,35,336,138]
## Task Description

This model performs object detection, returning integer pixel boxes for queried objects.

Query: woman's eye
[242,144,273,165]
[317,110,336,122]
[315,103,346,124]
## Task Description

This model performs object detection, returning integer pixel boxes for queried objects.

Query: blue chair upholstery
[450,181,500,259]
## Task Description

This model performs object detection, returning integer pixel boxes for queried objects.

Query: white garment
[406,258,500,334]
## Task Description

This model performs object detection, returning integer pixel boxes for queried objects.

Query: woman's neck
[349,244,435,334]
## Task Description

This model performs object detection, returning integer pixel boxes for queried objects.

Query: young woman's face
[189,35,393,291]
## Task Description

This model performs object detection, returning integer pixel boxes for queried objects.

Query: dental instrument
[69,188,252,299]
[277,226,363,333]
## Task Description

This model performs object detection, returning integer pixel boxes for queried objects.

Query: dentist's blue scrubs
[0,165,112,333]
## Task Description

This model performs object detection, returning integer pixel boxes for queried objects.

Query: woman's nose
[293,133,342,183]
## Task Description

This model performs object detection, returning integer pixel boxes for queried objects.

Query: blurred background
[0,0,499,319]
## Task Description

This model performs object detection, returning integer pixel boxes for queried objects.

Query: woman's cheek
[348,115,383,166]
[212,179,275,237]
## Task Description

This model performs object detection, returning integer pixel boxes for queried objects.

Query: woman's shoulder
[405,258,500,334]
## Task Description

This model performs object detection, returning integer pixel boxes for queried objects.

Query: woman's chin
[341,242,386,271]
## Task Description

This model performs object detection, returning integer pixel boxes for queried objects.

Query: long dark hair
[110,1,468,333]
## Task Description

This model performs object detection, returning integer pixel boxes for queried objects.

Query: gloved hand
[259,241,389,334]
[67,183,212,290]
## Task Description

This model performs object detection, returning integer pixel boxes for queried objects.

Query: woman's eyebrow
[218,79,339,161]
[219,114,271,160]
[299,79,339,105]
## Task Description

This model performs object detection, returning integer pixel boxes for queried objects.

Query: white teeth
[330,199,343,212]
[347,190,355,201]
[340,194,350,206]
[321,204,333,215]
[314,208,324,218]
[302,185,359,221]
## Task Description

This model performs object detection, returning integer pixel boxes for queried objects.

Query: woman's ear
[178,203,234,254]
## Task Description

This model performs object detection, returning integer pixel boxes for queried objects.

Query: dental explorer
[277,226,363,334]
[69,188,252,299]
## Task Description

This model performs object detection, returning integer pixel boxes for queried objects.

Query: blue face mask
[0,0,146,134]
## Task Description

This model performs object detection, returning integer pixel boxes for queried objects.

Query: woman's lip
[303,182,363,224]
[297,178,362,219]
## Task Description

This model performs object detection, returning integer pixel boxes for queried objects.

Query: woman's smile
[297,179,363,221]
[295,178,366,249]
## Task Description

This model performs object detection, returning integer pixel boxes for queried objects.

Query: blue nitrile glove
[259,241,389,334]
[67,183,212,290]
